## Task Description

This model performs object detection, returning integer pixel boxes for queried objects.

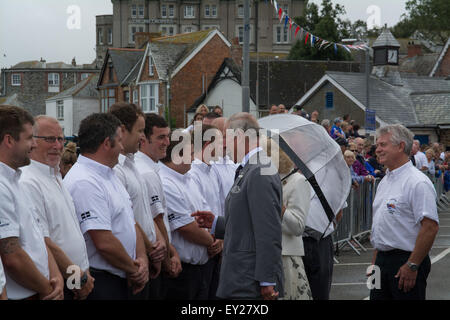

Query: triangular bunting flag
[278,8,282,21]
[295,26,300,37]
[334,43,338,55]
[284,15,289,29]
[305,32,309,45]
[289,18,293,31]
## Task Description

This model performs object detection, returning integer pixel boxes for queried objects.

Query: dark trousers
[203,255,221,300]
[302,235,334,300]
[87,268,129,300]
[148,273,164,300]
[370,250,431,300]
[165,262,209,300]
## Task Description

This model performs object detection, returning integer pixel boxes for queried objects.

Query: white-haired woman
[266,139,312,300]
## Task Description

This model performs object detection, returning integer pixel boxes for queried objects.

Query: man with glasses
[20,116,94,300]
[0,105,63,300]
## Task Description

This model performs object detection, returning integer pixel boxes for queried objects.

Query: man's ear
[2,134,15,149]
[102,136,112,150]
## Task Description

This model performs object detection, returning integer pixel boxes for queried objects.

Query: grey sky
[0,0,407,70]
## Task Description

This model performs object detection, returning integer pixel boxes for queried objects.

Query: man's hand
[149,239,167,263]
[260,286,278,300]
[42,276,64,300]
[149,261,161,279]
[164,254,182,278]
[128,258,149,288]
[207,239,223,258]
[395,264,418,293]
[73,271,95,300]
[191,211,215,229]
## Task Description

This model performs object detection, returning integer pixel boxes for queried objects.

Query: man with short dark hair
[203,112,221,125]
[0,105,64,300]
[135,113,182,299]
[64,113,149,300]
[109,103,166,300]
[213,106,223,117]
[269,105,278,115]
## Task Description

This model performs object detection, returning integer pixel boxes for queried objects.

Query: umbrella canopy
[258,114,351,220]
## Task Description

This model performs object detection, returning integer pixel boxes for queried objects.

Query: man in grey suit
[192,112,283,300]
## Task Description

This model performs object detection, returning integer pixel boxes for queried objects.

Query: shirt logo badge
[81,211,91,220]
[386,199,398,214]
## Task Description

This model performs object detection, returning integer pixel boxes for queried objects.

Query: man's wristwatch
[406,261,419,272]
[80,272,88,288]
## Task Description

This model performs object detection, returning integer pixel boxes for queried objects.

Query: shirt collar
[78,155,114,177]
[241,147,263,167]
[159,162,188,183]
[192,158,210,172]
[118,153,135,167]
[386,160,413,178]
[135,151,160,172]
[29,159,61,178]
[0,161,21,181]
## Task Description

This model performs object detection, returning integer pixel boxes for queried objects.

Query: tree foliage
[392,0,449,43]
[287,0,353,61]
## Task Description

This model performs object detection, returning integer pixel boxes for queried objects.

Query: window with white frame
[237,25,253,44]
[140,83,158,113]
[130,25,144,43]
[160,25,176,36]
[48,73,60,86]
[183,25,197,33]
[184,5,194,18]
[161,4,167,18]
[11,74,21,86]
[202,25,219,31]
[237,4,251,18]
[275,26,289,43]
[101,89,116,112]
[212,5,217,17]
[108,29,113,44]
[169,5,174,18]
[282,4,288,15]
[205,5,210,17]
[138,5,144,18]
[133,89,139,104]
[131,4,137,18]
[98,28,103,45]
[57,100,64,120]
[149,56,154,76]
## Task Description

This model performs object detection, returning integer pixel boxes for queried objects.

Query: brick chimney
[135,32,163,49]
[408,41,422,58]
[231,37,243,67]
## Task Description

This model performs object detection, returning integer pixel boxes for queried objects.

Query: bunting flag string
[266,1,368,55]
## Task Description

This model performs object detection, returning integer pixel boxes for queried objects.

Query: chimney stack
[407,41,422,58]
[231,37,243,67]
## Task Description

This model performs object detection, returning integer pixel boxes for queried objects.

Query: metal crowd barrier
[333,172,447,258]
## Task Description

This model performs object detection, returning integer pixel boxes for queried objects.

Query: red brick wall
[139,56,160,82]
[436,47,450,77]
[170,34,231,128]
[440,129,450,148]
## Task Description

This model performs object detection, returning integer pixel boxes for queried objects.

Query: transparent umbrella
[258,114,351,226]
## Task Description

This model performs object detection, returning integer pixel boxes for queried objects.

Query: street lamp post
[242,0,250,113]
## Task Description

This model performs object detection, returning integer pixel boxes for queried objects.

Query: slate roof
[108,48,145,84]
[400,54,440,76]
[148,42,190,81]
[411,93,450,125]
[11,61,97,70]
[47,75,99,101]
[299,70,450,126]
[372,29,401,48]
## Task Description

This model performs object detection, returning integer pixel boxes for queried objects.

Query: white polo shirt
[211,156,238,217]
[159,163,210,265]
[0,257,5,294]
[0,161,49,300]
[371,161,439,252]
[414,152,428,170]
[189,158,223,217]
[63,155,137,278]
[134,151,172,243]
[20,160,89,272]
[114,153,157,243]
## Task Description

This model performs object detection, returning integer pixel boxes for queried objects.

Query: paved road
[330,197,450,300]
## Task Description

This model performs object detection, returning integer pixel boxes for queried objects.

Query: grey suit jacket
[215,151,284,299]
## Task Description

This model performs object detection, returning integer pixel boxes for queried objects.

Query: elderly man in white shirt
[370,124,439,300]
[64,113,148,300]
[135,113,182,299]
[0,105,63,300]
[109,103,167,299]
[159,135,215,300]
[412,140,429,171]
[20,116,94,300]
